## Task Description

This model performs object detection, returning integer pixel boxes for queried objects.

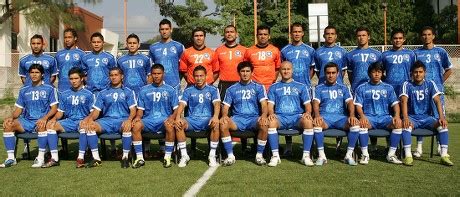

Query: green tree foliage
[433,5,458,44]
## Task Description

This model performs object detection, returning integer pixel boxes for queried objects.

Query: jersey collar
[193,45,207,51]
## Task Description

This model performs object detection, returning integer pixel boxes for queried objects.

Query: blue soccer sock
[314,127,325,158]
[133,141,143,160]
[87,131,100,161]
[47,129,59,161]
[388,129,402,156]
[3,132,16,160]
[402,128,412,157]
[221,136,233,157]
[256,139,267,154]
[302,129,314,156]
[267,128,279,157]
[164,141,174,159]
[78,129,88,160]
[37,131,48,161]
[346,126,360,158]
[437,127,449,156]
[122,132,132,159]
[359,128,369,156]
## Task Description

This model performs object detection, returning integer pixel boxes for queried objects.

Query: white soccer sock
[78,152,85,160]
[441,145,448,157]
[361,147,369,156]
[51,151,59,162]
[209,141,218,157]
[273,151,279,157]
[345,148,354,159]
[417,141,423,152]
[178,141,188,157]
[318,149,326,159]
[404,145,412,157]
[388,147,396,156]
[122,151,129,159]
[37,150,45,161]
[302,151,310,158]
[92,149,101,161]
[7,152,15,160]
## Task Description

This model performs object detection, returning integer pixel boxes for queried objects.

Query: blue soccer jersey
[314,45,348,84]
[55,48,86,91]
[93,86,136,119]
[353,81,399,116]
[267,81,310,115]
[81,51,117,92]
[180,85,220,118]
[414,47,452,91]
[280,43,315,86]
[149,40,185,89]
[313,82,353,116]
[137,82,179,118]
[58,87,94,120]
[382,48,416,93]
[223,81,267,116]
[19,54,58,86]
[400,80,441,116]
[15,83,58,120]
[117,53,152,94]
[346,48,382,91]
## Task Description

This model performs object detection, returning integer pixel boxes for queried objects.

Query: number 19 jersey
[137,83,179,118]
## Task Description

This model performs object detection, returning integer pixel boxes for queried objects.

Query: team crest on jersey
[162,91,168,98]
[42,60,49,68]
[80,95,86,104]
[369,53,376,61]
[235,50,241,57]
[73,54,80,60]
[206,92,211,99]
[303,50,308,57]
[403,54,410,61]
[102,58,108,64]
[204,53,210,59]
[335,51,342,58]
[119,92,126,100]
[381,90,388,97]
[434,54,441,61]
[40,90,47,98]
[338,89,344,97]
[137,59,144,66]
[170,47,177,54]
[266,51,272,57]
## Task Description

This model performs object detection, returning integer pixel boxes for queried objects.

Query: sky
[75,0,222,48]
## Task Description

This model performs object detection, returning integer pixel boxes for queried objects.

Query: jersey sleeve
[170,89,179,110]
[211,51,219,72]
[274,49,281,69]
[399,81,409,98]
[341,49,348,70]
[108,55,117,68]
[145,56,152,76]
[353,87,364,107]
[222,88,233,107]
[388,86,399,107]
[179,51,188,72]
[57,93,65,112]
[211,87,221,103]
[50,87,59,107]
[50,58,58,76]
[267,86,276,104]
[137,91,146,110]
[344,86,353,102]
[308,49,315,67]
[429,80,442,99]
[148,46,155,63]
[257,84,268,102]
[301,85,311,104]
[345,53,352,72]
[440,49,453,70]
[18,59,27,77]
[93,92,104,111]
[127,89,137,109]
[179,89,189,106]
[81,56,88,75]
[15,89,25,109]
[313,51,320,72]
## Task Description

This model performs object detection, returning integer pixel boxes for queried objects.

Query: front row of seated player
[0,60,453,168]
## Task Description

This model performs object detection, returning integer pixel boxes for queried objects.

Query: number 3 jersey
[137,83,179,118]
[58,87,95,120]
[400,80,441,116]
[353,81,398,116]
[223,81,267,116]
[313,82,353,116]
[381,48,416,93]
[414,47,452,92]
[180,85,220,117]
[16,83,58,120]
[268,81,311,115]
[93,86,137,119]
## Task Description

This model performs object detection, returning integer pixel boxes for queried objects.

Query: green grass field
[0,125,459,196]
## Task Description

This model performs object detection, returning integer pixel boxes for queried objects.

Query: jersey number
[328,52,333,60]
[95,59,100,67]
[128,59,136,68]
[198,94,204,103]
[283,87,291,95]
[425,54,431,63]
[31,91,40,101]
[193,54,204,64]
[65,53,70,61]
[329,90,338,99]
[112,93,118,102]
[371,90,381,100]
[153,92,162,102]
[242,90,251,100]
[257,51,267,60]
[71,95,79,105]
[392,55,403,64]
[163,48,168,56]
[416,90,425,101]
[360,53,369,62]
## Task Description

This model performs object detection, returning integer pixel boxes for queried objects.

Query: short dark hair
[193,65,207,75]
[410,61,426,72]
[30,34,44,42]
[64,28,78,38]
[192,27,206,37]
[391,28,405,38]
[126,33,140,43]
[151,63,164,72]
[324,62,339,73]
[159,19,172,28]
[355,27,370,36]
[420,26,435,35]
[68,67,85,78]
[90,32,104,42]
[237,61,253,72]
[257,25,271,34]
[324,25,337,33]
[224,25,237,33]
[367,62,385,77]
[29,64,44,74]
[109,67,123,75]
[290,22,303,32]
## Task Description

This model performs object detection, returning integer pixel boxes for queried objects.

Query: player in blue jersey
[82,67,137,168]
[400,61,453,166]
[354,62,403,165]
[266,61,313,167]
[312,62,361,166]
[81,32,117,92]
[1,64,58,168]
[132,63,179,168]
[413,26,453,157]
[174,66,221,167]
[280,23,315,87]
[19,34,58,86]
[382,29,416,95]
[346,27,382,92]
[149,19,185,94]
[314,25,348,85]
[220,61,269,166]
[45,67,94,168]
[55,28,86,92]
[118,33,152,94]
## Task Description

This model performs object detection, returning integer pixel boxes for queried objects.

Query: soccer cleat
[344,157,358,166]
[223,155,236,166]
[163,157,172,168]
[76,158,86,168]
[386,155,402,164]
[412,150,422,158]
[359,155,370,165]
[31,158,45,168]
[267,156,281,167]
[403,157,414,166]
[88,159,102,168]
[178,155,190,168]
[121,158,130,168]
[255,155,266,166]
[315,157,328,166]
[440,156,454,166]
[132,158,145,169]
[42,159,60,168]
[208,156,218,167]
[0,159,17,168]
[301,156,314,167]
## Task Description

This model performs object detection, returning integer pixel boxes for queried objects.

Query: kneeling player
[354,62,403,165]
[132,64,178,168]
[1,64,58,168]
[175,66,221,167]
[400,61,453,166]
[266,61,313,167]
[83,67,137,168]
[313,62,361,166]
[220,61,269,166]
[46,67,94,168]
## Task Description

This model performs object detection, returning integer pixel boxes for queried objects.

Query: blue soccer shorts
[97,117,125,134]
[367,115,393,129]
[409,115,437,129]
[186,117,211,132]
[232,115,259,131]
[277,114,302,130]
[142,116,168,133]
[18,117,37,133]
[323,114,348,130]
[59,119,80,133]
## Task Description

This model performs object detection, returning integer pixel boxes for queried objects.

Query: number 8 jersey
[353,81,398,116]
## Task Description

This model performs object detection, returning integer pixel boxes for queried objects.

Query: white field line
[183,166,219,197]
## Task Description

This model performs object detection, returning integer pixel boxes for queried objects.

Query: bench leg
[100,139,107,160]
[430,135,434,158]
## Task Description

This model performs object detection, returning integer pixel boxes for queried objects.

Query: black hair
[410,61,427,72]
[237,61,253,72]
[324,62,339,73]
[257,25,271,34]
[28,64,44,74]
[367,62,385,77]
[64,28,78,38]
[126,33,140,43]
[68,67,85,78]
[159,18,172,28]
[193,65,207,74]
[420,26,435,35]
[109,67,124,75]
[391,28,405,38]
[355,27,370,36]
[30,34,44,42]
[90,32,104,42]
[192,27,206,37]
[151,63,164,72]
[290,22,303,32]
